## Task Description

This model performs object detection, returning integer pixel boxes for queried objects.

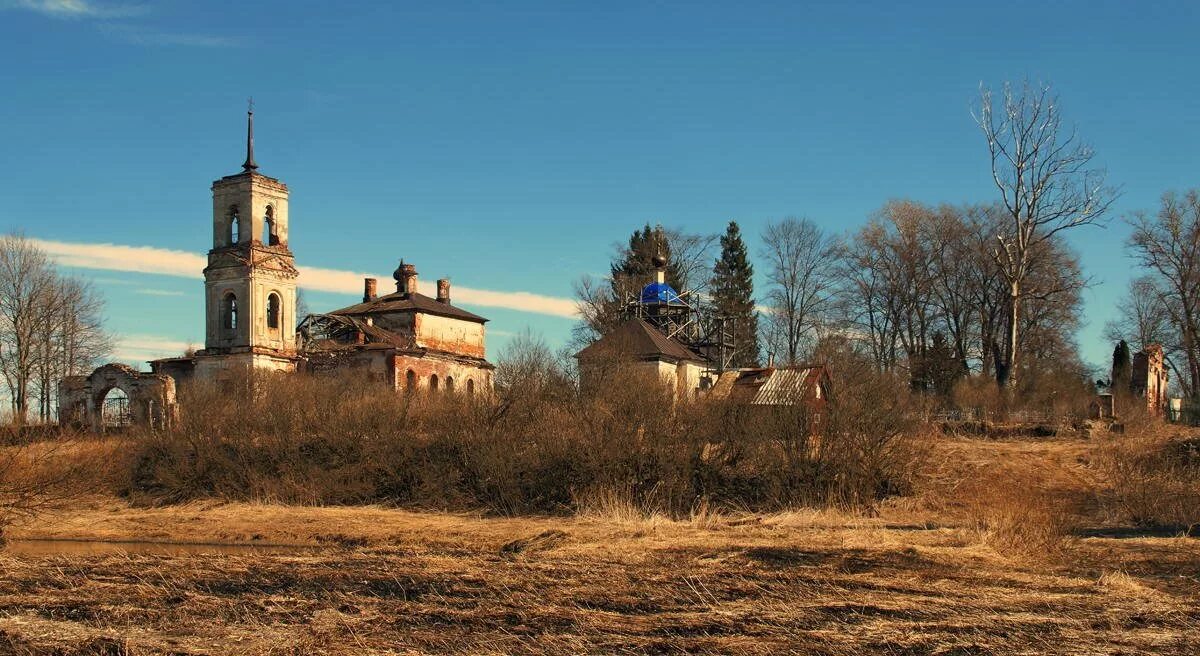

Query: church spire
[242,97,258,173]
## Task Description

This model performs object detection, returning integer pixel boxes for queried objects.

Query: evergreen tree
[610,224,684,295]
[709,221,760,367]
[1112,339,1132,393]
[575,224,684,341]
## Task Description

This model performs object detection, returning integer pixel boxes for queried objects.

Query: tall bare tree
[1126,190,1200,399]
[760,217,836,364]
[0,234,110,424]
[32,277,111,422]
[974,79,1115,390]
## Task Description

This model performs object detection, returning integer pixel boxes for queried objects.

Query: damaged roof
[329,291,487,324]
[298,313,415,351]
[575,319,709,364]
[722,365,829,405]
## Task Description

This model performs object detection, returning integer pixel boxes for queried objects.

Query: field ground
[0,433,1198,655]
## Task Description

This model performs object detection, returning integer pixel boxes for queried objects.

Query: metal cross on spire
[242,96,258,172]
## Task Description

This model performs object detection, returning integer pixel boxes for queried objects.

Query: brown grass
[1,369,1198,653]
[1,488,1197,655]
[1094,425,1200,531]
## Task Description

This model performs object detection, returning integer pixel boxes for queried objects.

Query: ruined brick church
[60,110,493,430]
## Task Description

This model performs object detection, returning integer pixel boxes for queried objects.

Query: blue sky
[2,0,1198,367]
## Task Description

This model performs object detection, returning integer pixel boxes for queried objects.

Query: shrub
[122,361,925,516]
[1096,427,1200,530]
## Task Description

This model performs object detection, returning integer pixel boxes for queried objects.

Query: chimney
[393,260,418,295]
[363,278,377,302]
[437,278,450,304]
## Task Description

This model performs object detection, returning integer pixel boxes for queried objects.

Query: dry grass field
[0,429,1197,655]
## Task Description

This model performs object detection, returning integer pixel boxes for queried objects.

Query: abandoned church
[59,109,495,431]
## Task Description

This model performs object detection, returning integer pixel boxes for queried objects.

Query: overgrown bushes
[1097,427,1200,530]
[121,362,924,516]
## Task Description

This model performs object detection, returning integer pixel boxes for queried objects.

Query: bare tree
[1126,191,1200,399]
[759,217,836,364]
[32,277,111,422]
[974,79,1115,390]
[0,236,59,424]
[0,234,110,425]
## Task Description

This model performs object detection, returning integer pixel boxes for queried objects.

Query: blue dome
[640,281,685,305]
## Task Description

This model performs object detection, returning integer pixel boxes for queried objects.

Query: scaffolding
[621,281,736,375]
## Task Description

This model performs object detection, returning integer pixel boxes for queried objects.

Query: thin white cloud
[4,2,230,48]
[112,333,197,363]
[135,288,186,297]
[100,23,240,48]
[34,239,579,319]
[2,0,145,19]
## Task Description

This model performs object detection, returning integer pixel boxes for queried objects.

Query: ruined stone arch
[59,363,177,432]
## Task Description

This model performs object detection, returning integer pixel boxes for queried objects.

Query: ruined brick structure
[1130,343,1169,417]
[58,364,177,432]
[61,107,492,430]
[144,107,493,390]
[297,263,494,392]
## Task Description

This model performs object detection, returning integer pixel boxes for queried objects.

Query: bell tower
[195,103,299,375]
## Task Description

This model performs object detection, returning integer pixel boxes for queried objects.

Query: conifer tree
[710,221,760,367]
[610,224,684,294]
[1112,339,1132,393]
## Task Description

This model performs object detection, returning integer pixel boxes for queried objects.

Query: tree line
[0,234,110,424]
[576,79,1117,402]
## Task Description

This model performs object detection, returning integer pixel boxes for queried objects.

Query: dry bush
[1018,363,1095,421]
[961,468,1077,560]
[123,351,926,516]
[1096,425,1200,530]
[0,431,118,538]
[952,375,1004,419]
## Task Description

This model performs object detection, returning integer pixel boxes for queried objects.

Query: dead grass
[0,490,1197,655]
[1094,425,1200,531]
[2,382,1199,652]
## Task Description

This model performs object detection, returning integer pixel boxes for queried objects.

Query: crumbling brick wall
[59,363,178,432]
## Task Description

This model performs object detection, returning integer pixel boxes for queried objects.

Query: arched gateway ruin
[58,363,177,432]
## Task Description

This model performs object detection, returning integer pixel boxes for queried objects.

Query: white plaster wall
[414,314,485,359]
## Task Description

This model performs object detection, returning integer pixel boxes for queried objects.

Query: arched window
[446,376,455,392]
[266,293,281,330]
[466,379,475,395]
[406,369,416,391]
[429,374,439,391]
[222,293,238,331]
[263,206,278,245]
[228,206,240,245]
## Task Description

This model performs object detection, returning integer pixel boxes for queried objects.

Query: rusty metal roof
[329,291,487,324]
[725,365,829,405]
[575,319,708,364]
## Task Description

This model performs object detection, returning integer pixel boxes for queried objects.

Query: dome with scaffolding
[640,281,687,305]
